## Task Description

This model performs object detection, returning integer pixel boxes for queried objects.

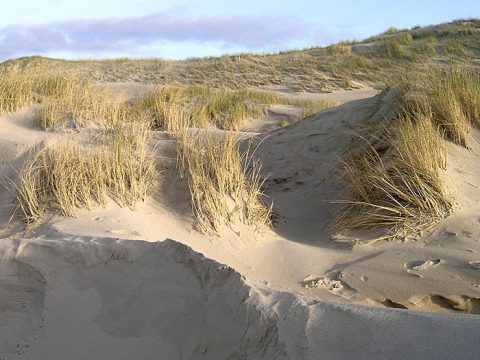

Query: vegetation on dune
[0,68,125,131]
[133,100,273,233]
[131,85,283,130]
[278,118,291,127]
[290,98,338,119]
[175,125,272,233]
[3,19,480,237]
[38,80,126,130]
[331,111,451,241]
[130,84,336,130]
[0,70,157,222]
[330,66,480,242]
[2,19,478,92]
[396,66,480,146]
[0,68,77,115]
[383,33,414,59]
[4,74,276,232]
[16,119,155,222]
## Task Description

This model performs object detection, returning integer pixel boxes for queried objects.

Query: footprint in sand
[469,261,480,270]
[405,259,442,271]
[302,270,356,300]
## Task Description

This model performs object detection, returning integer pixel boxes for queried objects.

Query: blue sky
[0,0,479,61]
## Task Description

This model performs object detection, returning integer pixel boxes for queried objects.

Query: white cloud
[0,11,321,61]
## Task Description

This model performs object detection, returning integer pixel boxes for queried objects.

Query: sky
[0,0,479,61]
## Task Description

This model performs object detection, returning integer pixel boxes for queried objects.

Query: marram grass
[331,66,480,242]
[16,121,156,222]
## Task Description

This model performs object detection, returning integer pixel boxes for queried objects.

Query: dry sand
[1,84,480,359]
[2,237,480,360]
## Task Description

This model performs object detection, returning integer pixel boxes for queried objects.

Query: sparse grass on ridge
[3,19,478,94]
[131,84,284,131]
[290,98,338,119]
[131,84,338,130]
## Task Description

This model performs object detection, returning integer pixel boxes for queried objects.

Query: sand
[1,84,480,359]
[2,237,480,360]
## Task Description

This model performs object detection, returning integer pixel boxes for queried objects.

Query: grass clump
[411,35,437,56]
[133,85,338,130]
[398,66,480,147]
[326,43,352,55]
[384,33,413,58]
[16,120,155,222]
[0,68,130,131]
[331,66,480,242]
[0,68,76,115]
[0,68,125,131]
[150,103,272,234]
[331,112,451,240]
[37,79,125,130]
[176,130,272,233]
[196,89,281,130]
[0,70,35,114]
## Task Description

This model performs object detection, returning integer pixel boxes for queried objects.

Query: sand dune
[1,83,480,359]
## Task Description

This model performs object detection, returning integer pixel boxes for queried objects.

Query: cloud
[0,12,320,60]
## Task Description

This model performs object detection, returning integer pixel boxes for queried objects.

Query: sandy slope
[1,237,480,360]
[243,86,378,132]
[1,85,480,359]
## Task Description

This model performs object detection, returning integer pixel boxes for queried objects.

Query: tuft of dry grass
[330,111,451,240]
[325,43,352,55]
[397,66,480,147]
[278,118,291,127]
[0,68,76,115]
[175,129,271,233]
[411,35,437,56]
[0,68,129,131]
[16,120,156,222]
[37,78,126,130]
[330,66,480,241]
[383,33,414,58]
